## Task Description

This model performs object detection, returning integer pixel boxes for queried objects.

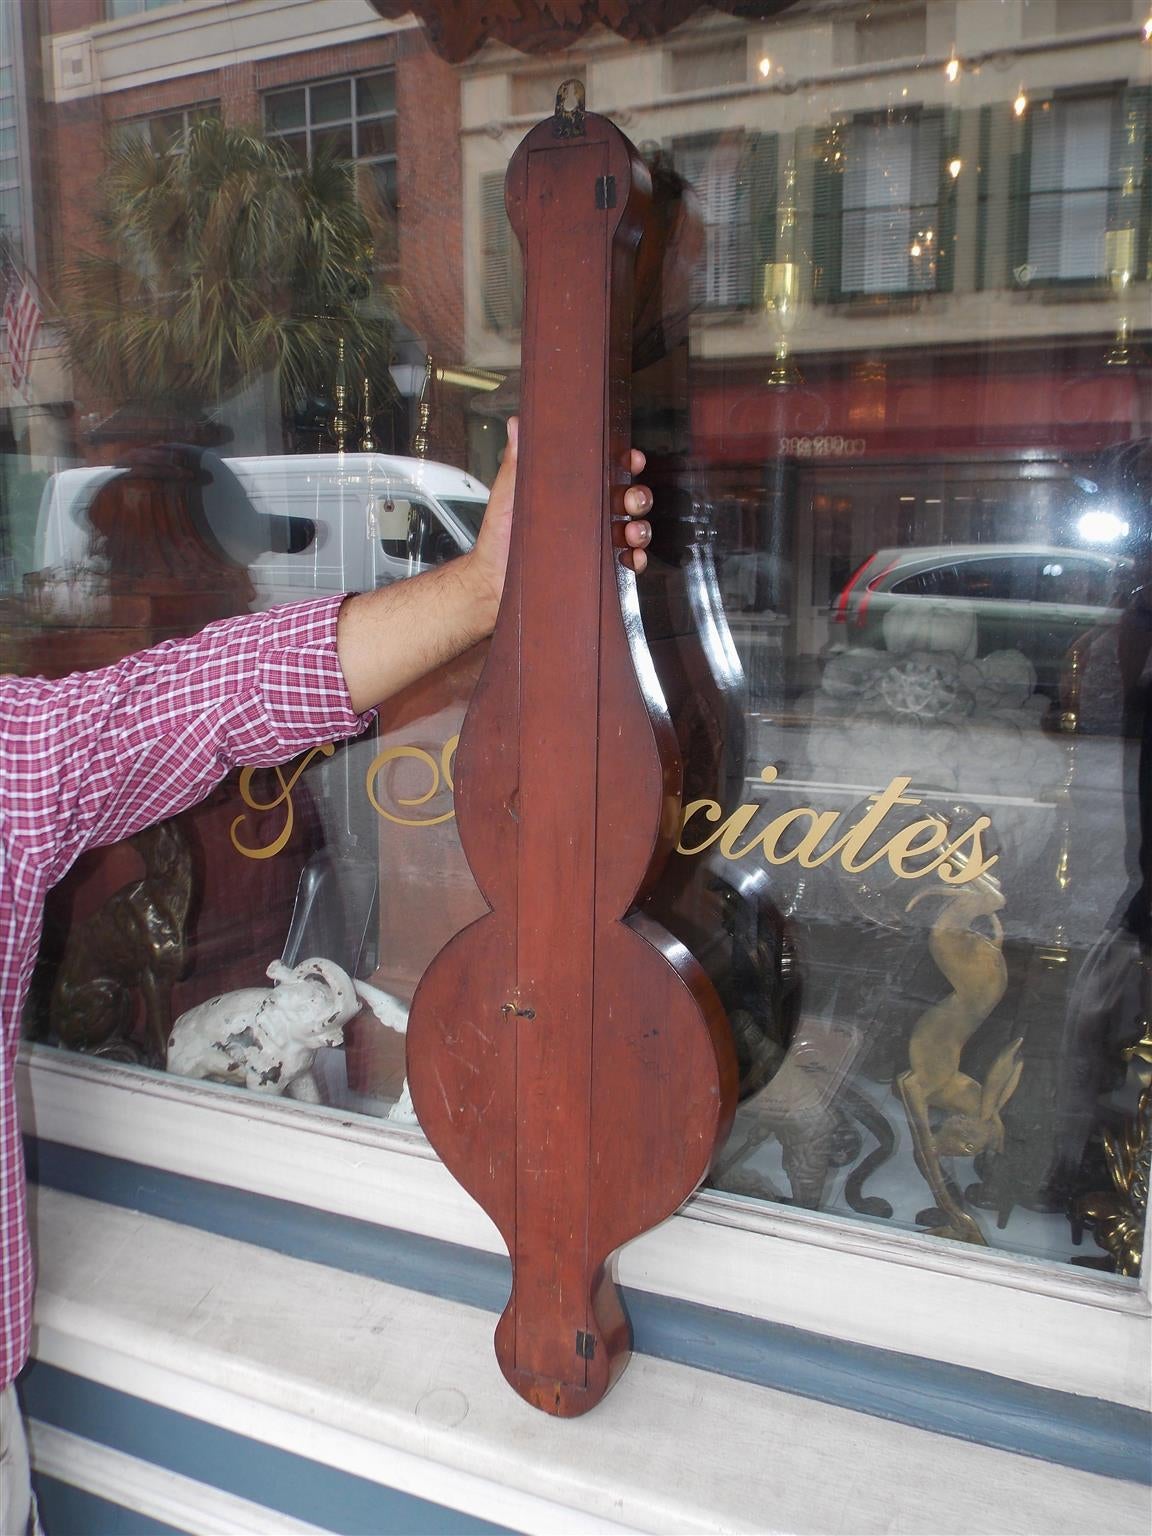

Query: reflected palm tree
[61,116,395,438]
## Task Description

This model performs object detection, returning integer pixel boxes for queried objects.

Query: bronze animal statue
[52,820,193,1067]
[897,867,1021,1245]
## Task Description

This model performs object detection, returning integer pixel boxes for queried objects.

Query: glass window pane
[1032,95,1113,192]
[311,80,351,125]
[370,157,397,210]
[1028,189,1109,278]
[356,117,396,160]
[150,111,187,154]
[0,187,21,234]
[313,126,353,161]
[110,118,148,150]
[675,140,752,308]
[356,72,395,118]
[264,88,305,133]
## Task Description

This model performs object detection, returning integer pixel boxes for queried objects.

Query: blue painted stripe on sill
[33,1475,188,1536]
[24,1133,511,1313]
[26,1135,1152,1487]
[21,1363,517,1536]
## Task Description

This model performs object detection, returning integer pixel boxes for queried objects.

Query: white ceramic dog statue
[167,957,361,1102]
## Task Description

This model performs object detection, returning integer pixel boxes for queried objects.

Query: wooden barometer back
[406,84,738,1417]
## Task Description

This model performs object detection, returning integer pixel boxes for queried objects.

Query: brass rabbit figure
[897,867,1022,1246]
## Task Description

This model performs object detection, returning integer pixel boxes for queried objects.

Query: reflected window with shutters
[1019,90,1134,284]
[672,133,772,310]
[841,111,945,294]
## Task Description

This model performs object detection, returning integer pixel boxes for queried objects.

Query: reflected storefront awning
[368,1,801,61]
[692,358,1149,461]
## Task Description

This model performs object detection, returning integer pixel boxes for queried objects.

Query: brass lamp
[764,260,802,388]
[1104,227,1137,367]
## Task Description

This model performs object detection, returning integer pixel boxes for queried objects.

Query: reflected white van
[33,452,490,613]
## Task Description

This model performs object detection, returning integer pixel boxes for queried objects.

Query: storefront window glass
[5,0,1151,1284]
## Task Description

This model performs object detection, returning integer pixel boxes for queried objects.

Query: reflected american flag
[1,248,42,392]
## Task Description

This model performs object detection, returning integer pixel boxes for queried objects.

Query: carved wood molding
[368,2,801,62]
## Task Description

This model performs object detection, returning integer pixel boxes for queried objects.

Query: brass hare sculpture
[897,865,1022,1245]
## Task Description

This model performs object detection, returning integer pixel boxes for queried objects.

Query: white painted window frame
[18,1043,1151,1412]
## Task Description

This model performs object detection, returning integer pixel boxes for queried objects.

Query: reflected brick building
[38,0,468,464]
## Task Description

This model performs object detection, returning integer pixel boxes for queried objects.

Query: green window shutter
[480,170,523,333]
[1118,86,1151,287]
[975,104,993,291]
[936,107,960,293]
[810,123,844,304]
[1006,102,1034,286]
[747,130,778,307]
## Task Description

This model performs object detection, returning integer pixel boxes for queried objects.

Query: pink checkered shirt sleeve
[0,596,372,1388]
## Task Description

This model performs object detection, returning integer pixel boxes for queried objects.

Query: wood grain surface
[406,105,737,1416]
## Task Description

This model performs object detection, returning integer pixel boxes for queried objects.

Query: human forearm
[335,423,512,712]
[335,418,653,714]
[336,551,499,713]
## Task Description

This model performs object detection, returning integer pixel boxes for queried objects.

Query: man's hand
[468,416,653,633]
[337,417,654,713]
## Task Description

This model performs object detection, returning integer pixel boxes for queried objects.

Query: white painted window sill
[18,1045,1152,1411]
[28,1190,1152,1536]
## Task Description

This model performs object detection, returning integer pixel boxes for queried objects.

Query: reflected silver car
[832,544,1133,690]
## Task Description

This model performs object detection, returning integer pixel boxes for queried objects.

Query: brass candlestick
[411,353,433,459]
[331,336,351,452]
[359,377,377,453]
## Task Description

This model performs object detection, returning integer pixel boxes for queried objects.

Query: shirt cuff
[255,596,375,755]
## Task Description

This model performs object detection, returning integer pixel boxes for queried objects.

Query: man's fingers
[623,484,652,517]
[626,448,654,580]
[622,475,652,577]
[623,516,651,575]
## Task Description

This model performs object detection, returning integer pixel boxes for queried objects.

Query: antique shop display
[17,0,1150,1301]
[406,86,738,1417]
[167,957,419,1115]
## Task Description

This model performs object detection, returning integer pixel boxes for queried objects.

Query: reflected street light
[1077,509,1130,545]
